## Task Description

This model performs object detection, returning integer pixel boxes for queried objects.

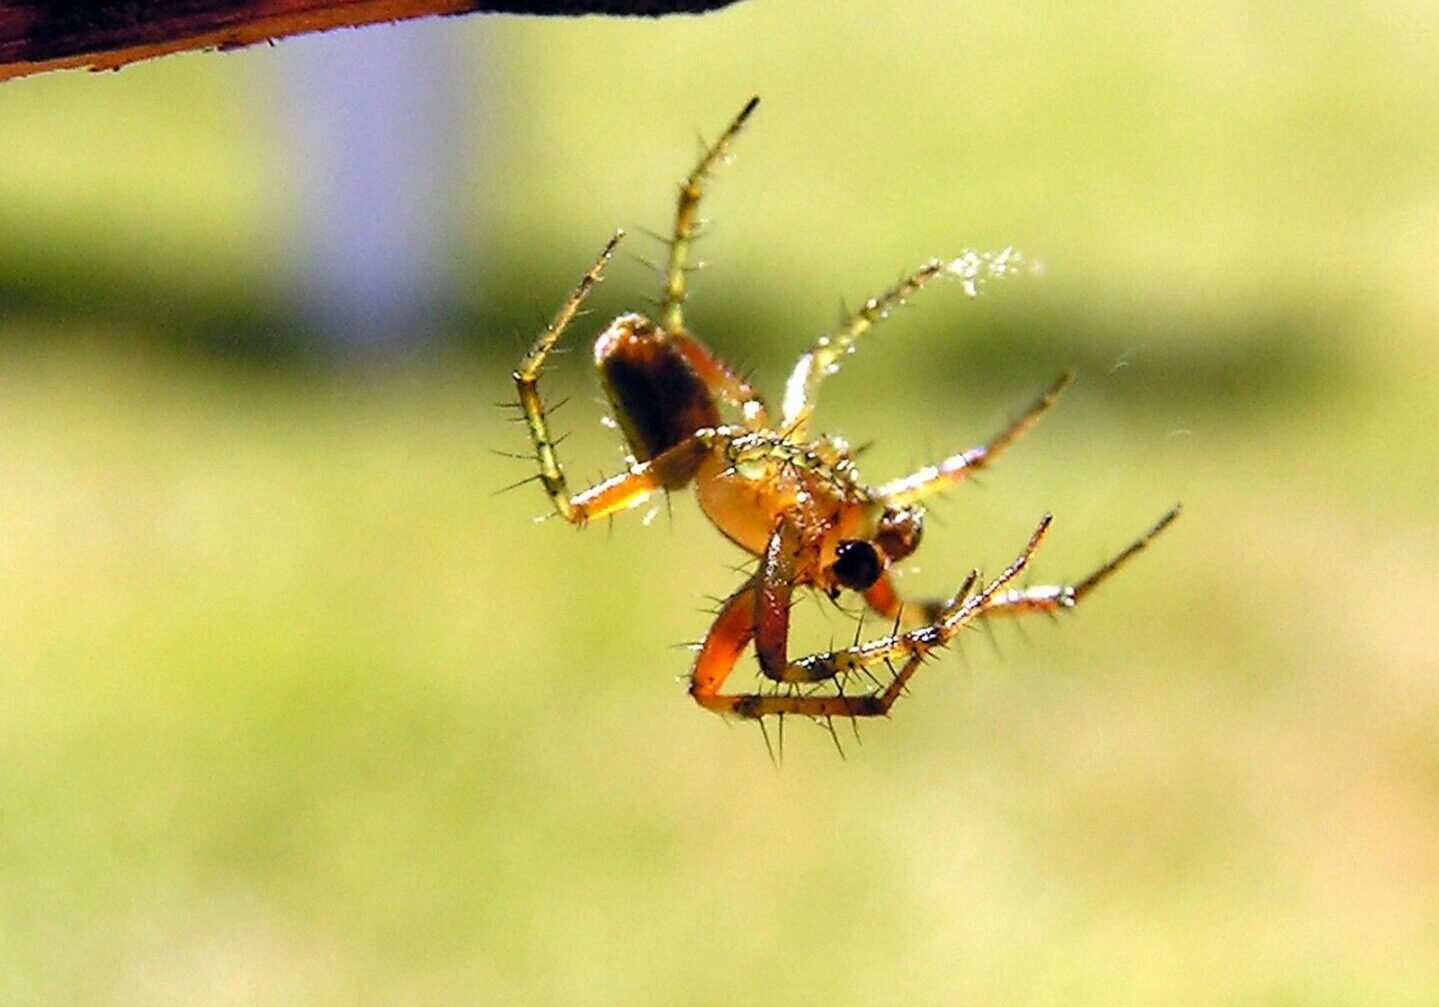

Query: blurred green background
[1,2,1436,1003]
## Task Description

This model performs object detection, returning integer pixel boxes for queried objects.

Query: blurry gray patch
[275,18,472,354]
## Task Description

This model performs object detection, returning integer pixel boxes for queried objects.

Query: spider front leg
[863,504,1182,629]
[754,516,803,677]
[688,515,803,715]
[694,509,1180,720]
[978,503,1182,617]
[772,517,1052,716]
[690,581,904,719]
[691,517,1052,719]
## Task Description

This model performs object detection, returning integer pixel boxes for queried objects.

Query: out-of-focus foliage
[0,2,1435,1004]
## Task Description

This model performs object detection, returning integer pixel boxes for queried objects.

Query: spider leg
[691,507,1176,722]
[780,259,952,438]
[865,504,1181,626]
[652,98,769,427]
[669,332,771,429]
[661,96,759,334]
[979,503,1182,616]
[689,581,901,720]
[688,515,804,715]
[874,371,1073,507]
[861,573,945,627]
[689,583,758,713]
[752,517,799,678]
[563,438,710,524]
[513,232,710,523]
[782,516,1048,684]
[692,516,1051,719]
[513,232,623,521]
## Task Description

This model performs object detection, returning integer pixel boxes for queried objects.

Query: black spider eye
[833,540,883,591]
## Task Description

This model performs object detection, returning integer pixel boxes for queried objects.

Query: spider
[513,97,1180,723]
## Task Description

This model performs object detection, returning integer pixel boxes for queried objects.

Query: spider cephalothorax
[513,97,1179,722]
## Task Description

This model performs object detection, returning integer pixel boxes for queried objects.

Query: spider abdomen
[594,313,720,462]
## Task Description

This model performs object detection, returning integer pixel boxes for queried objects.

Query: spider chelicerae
[513,97,1179,724]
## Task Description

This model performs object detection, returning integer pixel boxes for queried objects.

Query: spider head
[830,506,925,594]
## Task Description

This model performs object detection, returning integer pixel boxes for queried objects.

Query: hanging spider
[513,97,1180,722]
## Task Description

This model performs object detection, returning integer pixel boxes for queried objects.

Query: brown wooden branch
[0,0,745,82]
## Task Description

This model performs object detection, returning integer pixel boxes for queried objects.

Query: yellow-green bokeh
[0,3,1436,1004]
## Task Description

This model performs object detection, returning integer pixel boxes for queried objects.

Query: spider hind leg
[513,232,623,522]
[513,234,711,525]
[661,96,759,334]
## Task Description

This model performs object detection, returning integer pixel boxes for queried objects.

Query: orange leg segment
[689,578,899,720]
[671,331,770,429]
[862,574,945,627]
[689,584,757,709]
[754,517,801,677]
[563,437,709,525]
